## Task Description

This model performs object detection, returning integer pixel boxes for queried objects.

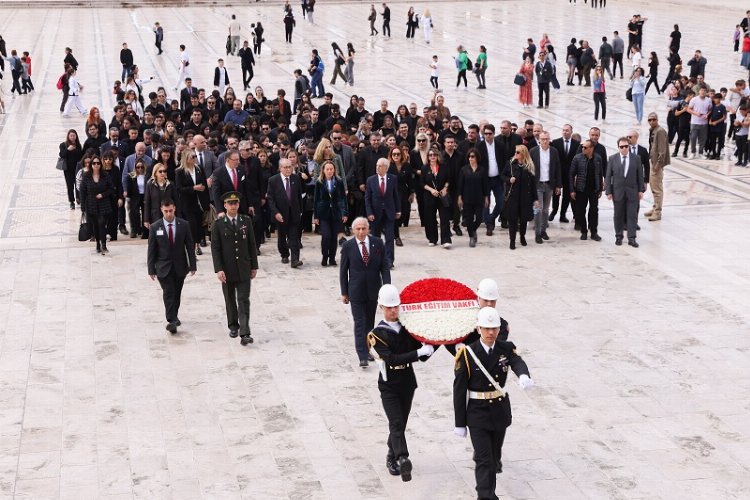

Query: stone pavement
[0,1,749,499]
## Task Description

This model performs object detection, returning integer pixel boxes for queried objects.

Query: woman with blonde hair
[389,146,413,246]
[410,132,430,226]
[313,160,348,266]
[175,149,209,255]
[422,8,433,44]
[501,145,539,249]
[143,162,176,230]
[422,148,452,248]
[126,158,148,238]
[312,138,345,180]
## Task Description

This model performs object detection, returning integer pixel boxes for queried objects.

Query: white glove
[416,343,435,357]
[518,374,534,390]
[454,427,467,438]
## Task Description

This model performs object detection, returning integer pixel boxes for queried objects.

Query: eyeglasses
[468,154,477,158]
[618,145,629,149]
[190,155,197,159]
[241,148,251,152]
[484,132,494,135]
[581,146,590,150]
[331,136,341,140]
[647,118,657,121]
[428,153,438,156]
[92,161,101,165]
[392,153,401,156]
[135,166,145,170]
[417,139,426,143]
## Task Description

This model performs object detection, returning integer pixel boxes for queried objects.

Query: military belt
[468,390,503,400]
[388,363,411,370]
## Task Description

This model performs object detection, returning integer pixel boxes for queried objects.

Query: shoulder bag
[56,157,67,171]
[514,73,526,86]
[77,213,91,242]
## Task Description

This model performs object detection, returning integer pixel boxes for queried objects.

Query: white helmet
[378,284,401,307]
[477,307,501,328]
[477,278,499,301]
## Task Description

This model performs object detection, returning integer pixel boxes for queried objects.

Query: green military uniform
[211,193,259,345]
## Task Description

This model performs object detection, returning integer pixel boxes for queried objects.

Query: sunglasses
[417,139,426,143]
[647,118,657,121]
[92,161,101,165]
[241,148,251,152]
[618,145,629,149]
[157,170,167,173]
[331,137,341,140]
[581,146,590,150]
[136,166,145,170]
[468,154,477,158]
[191,155,198,159]
[428,153,438,156]
[392,153,401,156]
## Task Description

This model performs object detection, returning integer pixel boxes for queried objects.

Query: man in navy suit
[147,199,197,334]
[365,158,400,268]
[267,158,304,267]
[340,217,391,368]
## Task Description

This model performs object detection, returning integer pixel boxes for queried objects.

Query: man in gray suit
[607,137,646,247]
[530,132,562,244]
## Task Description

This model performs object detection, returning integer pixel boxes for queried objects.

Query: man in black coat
[529,132,562,244]
[549,124,580,223]
[267,158,303,267]
[570,140,604,241]
[179,78,198,111]
[368,284,435,482]
[119,42,134,81]
[147,198,197,334]
[211,192,259,345]
[534,52,553,109]
[607,138,645,247]
[340,217,391,367]
[453,307,533,500]
[237,40,255,90]
[211,150,246,215]
[365,159,400,268]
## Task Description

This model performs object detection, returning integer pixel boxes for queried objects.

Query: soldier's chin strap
[465,346,506,398]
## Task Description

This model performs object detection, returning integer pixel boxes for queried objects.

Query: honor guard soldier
[211,191,259,345]
[446,278,510,356]
[368,284,435,482]
[453,308,534,500]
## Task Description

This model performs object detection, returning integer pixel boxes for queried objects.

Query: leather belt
[388,363,411,370]
[469,390,503,400]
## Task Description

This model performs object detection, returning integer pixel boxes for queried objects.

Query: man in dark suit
[570,140,604,241]
[267,158,304,267]
[147,198,197,334]
[340,217,391,367]
[211,192,259,345]
[476,124,502,235]
[607,137,645,247]
[179,78,198,111]
[365,159,400,268]
[549,124,580,223]
[453,307,533,500]
[211,150,246,215]
[529,132,562,244]
[238,41,256,90]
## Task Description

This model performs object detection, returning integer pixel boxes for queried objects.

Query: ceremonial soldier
[211,192,259,345]
[453,308,534,500]
[446,278,510,357]
[367,284,435,482]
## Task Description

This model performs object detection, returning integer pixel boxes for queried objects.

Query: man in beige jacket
[647,112,669,221]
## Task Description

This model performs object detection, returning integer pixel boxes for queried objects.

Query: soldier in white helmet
[368,284,436,482]
[446,278,510,357]
[453,307,534,500]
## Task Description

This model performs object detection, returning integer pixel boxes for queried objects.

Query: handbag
[433,179,451,208]
[336,56,345,66]
[77,213,91,242]
[625,87,633,102]
[56,157,67,171]
[514,74,526,86]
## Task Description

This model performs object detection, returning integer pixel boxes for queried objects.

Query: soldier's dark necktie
[232,218,237,230]
[168,223,174,246]
[488,346,493,358]
[360,241,369,265]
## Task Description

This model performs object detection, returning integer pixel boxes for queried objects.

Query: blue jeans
[311,70,325,97]
[483,176,504,227]
[632,92,644,122]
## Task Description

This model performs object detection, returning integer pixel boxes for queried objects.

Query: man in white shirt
[529,132,562,244]
[175,45,191,90]
[228,15,241,55]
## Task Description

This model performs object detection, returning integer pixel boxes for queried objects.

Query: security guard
[453,308,534,500]
[211,192,259,345]
[368,284,435,482]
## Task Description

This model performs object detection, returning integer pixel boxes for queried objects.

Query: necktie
[199,152,204,168]
[631,146,636,155]
[380,177,385,195]
[168,223,174,246]
[231,168,238,190]
[361,241,369,265]
[565,140,569,154]
[285,176,291,200]
[488,346,493,358]
[232,218,237,229]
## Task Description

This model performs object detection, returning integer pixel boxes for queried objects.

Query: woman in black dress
[313,160,348,266]
[101,150,122,241]
[80,156,114,255]
[457,148,488,248]
[174,149,209,255]
[126,159,148,238]
[389,146,413,247]
[409,132,431,226]
[501,145,538,250]
[59,129,82,209]
[422,148,452,248]
[143,163,176,231]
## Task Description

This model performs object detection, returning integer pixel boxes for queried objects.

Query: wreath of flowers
[400,278,479,345]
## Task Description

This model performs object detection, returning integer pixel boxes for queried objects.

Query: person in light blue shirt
[630,67,647,124]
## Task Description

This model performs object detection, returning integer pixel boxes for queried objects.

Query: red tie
[168,223,174,246]
[361,241,369,265]
[231,168,238,190]
[380,177,385,195]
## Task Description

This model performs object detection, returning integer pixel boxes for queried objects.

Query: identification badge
[156,230,164,236]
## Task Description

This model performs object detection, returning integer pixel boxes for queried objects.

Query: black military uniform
[368,320,428,482]
[211,192,259,345]
[453,340,530,500]
[445,318,510,356]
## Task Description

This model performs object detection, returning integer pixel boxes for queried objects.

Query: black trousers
[63,168,76,203]
[406,24,416,38]
[319,216,341,261]
[673,128,690,155]
[285,27,293,43]
[575,190,599,235]
[612,54,624,78]
[351,300,377,361]
[277,219,301,260]
[60,85,69,112]
[736,134,749,164]
[645,73,660,94]
[423,194,452,244]
[380,384,414,460]
[158,267,186,323]
[155,38,162,54]
[593,92,606,120]
[222,279,251,336]
[370,213,395,265]
[507,218,528,242]
[89,213,108,247]
[461,203,483,237]
[382,19,390,36]
[469,426,502,500]
[537,82,550,107]
[254,42,261,55]
[707,125,726,157]
[128,198,144,235]
[241,65,254,88]
[456,69,467,87]
[395,190,411,238]
[667,110,678,143]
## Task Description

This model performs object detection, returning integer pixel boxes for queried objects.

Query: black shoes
[344,227,352,236]
[359,359,368,368]
[229,329,239,338]
[496,460,503,474]
[200,238,208,247]
[339,236,347,246]
[520,236,527,246]
[580,233,588,240]
[548,211,557,222]
[291,260,303,268]
[130,231,138,239]
[628,239,639,248]
[453,225,463,236]
[386,457,400,476]
[535,236,543,244]
[119,224,129,235]
[541,231,549,240]
[509,241,516,250]
[321,258,329,267]
[196,247,202,256]
[395,237,403,247]
[367,354,375,362]
[500,221,509,229]
[615,237,623,246]
[175,319,181,326]
[398,456,412,482]
[329,258,337,266]
[281,257,290,264]
[166,322,177,334]
[240,335,254,345]
[486,227,494,236]
[70,202,75,210]
[469,236,477,247]
[560,217,570,223]
[590,233,602,242]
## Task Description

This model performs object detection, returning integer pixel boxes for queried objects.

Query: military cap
[222,191,242,202]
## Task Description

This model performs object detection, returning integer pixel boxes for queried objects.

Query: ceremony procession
[0,0,748,499]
